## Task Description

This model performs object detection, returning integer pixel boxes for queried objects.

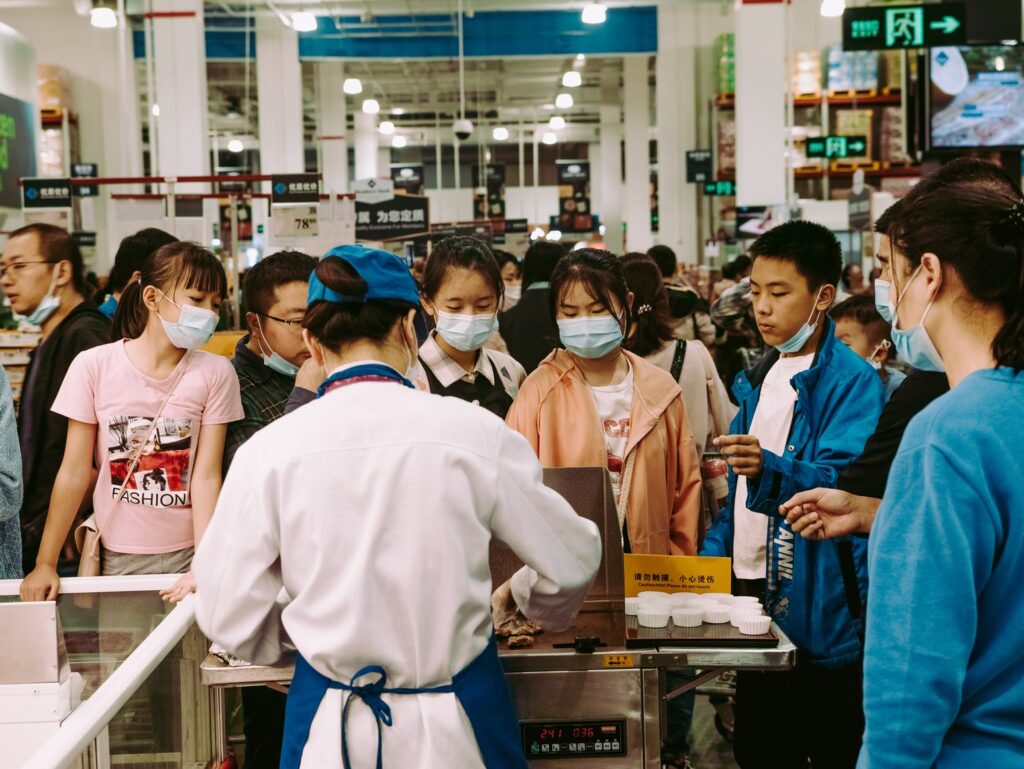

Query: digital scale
[522,720,627,758]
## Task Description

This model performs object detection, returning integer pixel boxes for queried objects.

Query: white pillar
[623,56,652,253]
[152,0,209,183]
[354,111,378,181]
[599,103,624,254]
[378,146,392,178]
[657,3,699,262]
[317,62,349,193]
[256,15,304,179]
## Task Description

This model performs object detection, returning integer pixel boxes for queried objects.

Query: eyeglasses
[0,260,52,279]
[262,313,305,332]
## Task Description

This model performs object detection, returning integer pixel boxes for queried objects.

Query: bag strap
[93,351,194,545]
[838,540,865,640]
[616,449,638,533]
[670,339,688,383]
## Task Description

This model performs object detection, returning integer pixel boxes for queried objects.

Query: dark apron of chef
[279,635,527,769]
[421,356,515,419]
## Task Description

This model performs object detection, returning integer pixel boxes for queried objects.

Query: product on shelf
[715,34,735,96]
[880,106,911,164]
[0,331,41,409]
[716,115,736,174]
[881,51,903,93]
[835,108,874,160]
[792,51,823,98]
[37,64,72,113]
[827,44,880,94]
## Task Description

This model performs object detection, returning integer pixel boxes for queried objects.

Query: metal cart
[200,468,796,768]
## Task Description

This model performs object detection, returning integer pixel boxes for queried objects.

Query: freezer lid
[490,467,625,611]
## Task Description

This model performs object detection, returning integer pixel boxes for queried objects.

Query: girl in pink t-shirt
[20,242,243,603]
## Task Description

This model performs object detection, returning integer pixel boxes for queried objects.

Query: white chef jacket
[193,369,602,769]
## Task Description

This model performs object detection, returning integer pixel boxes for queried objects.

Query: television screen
[0,91,37,209]
[930,46,1024,148]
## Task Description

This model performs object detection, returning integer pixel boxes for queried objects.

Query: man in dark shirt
[499,241,564,373]
[222,250,317,769]
[1,224,110,573]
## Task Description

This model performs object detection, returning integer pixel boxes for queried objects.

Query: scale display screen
[521,720,626,759]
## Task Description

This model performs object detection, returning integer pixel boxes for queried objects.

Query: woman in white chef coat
[193,244,602,769]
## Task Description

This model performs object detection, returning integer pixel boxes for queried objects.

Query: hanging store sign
[353,177,396,205]
[391,164,424,196]
[556,160,594,233]
[842,3,967,52]
[0,93,36,210]
[271,174,320,205]
[805,135,868,159]
[71,163,98,198]
[355,195,429,241]
[703,180,737,197]
[685,150,714,183]
[22,177,72,209]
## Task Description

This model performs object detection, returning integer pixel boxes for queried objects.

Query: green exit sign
[806,135,868,159]
[843,3,967,52]
[703,180,736,197]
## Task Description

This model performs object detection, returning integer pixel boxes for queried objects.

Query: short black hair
[522,241,565,288]
[9,223,90,297]
[830,294,888,337]
[647,245,677,279]
[243,251,317,317]
[493,249,521,276]
[732,254,753,274]
[720,262,738,281]
[422,236,504,302]
[874,200,903,236]
[549,249,630,341]
[108,228,178,294]
[749,220,843,290]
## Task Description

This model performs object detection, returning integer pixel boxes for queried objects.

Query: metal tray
[624,617,779,649]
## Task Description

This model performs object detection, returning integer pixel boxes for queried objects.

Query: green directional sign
[806,135,868,160]
[703,180,736,197]
[843,3,967,51]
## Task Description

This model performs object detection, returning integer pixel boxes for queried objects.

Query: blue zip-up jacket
[702,318,883,666]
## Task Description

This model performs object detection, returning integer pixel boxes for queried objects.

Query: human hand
[490,580,517,628]
[160,571,196,603]
[295,358,325,393]
[714,434,763,477]
[779,488,875,540]
[20,564,60,602]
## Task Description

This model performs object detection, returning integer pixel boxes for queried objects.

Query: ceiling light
[151,104,160,117]
[291,11,317,32]
[379,121,395,135]
[392,135,407,148]
[227,139,244,153]
[546,229,563,241]
[572,240,588,252]
[576,53,586,63]
[563,71,582,88]
[90,7,117,28]
[581,3,607,24]
[391,107,405,115]
[556,93,574,109]
[549,116,566,130]
[493,126,510,141]
[542,131,558,145]
[819,0,845,17]
[362,99,380,114]
[343,78,363,95]
[995,56,1006,72]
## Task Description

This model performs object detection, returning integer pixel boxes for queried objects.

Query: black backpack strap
[670,339,688,382]
[838,540,864,640]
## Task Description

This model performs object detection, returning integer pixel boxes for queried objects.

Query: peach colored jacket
[506,349,702,555]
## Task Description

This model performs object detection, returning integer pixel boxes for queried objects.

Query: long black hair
[421,236,504,304]
[893,158,1024,371]
[620,253,675,358]
[549,248,631,338]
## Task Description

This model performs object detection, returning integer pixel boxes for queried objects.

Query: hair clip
[636,304,653,316]
[1006,200,1024,231]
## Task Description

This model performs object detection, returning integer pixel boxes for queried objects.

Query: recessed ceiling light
[227,139,244,153]
[362,99,380,114]
[343,78,363,95]
[542,131,558,145]
[379,121,395,135]
[556,93,574,109]
[392,135,407,148]
[90,7,117,28]
[563,71,582,88]
[493,127,510,141]
[581,4,607,24]
[549,116,566,130]
[291,11,317,32]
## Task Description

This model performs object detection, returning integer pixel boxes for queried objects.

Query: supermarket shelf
[716,93,902,111]
[716,165,921,182]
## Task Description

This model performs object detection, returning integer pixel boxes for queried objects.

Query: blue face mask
[255,316,299,377]
[891,267,945,373]
[874,279,893,324]
[435,310,499,352]
[20,268,61,327]
[775,288,825,355]
[157,290,219,350]
[558,313,624,359]
[98,294,118,320]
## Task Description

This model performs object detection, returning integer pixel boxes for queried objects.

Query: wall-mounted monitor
[0,91,37,209]
[929,45,1024,149]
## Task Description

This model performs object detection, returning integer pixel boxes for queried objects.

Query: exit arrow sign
[843,2,967,51]
[806,135,868,159]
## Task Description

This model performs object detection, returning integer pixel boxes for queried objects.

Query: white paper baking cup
[732,595,761,604]
[703,606,731,624]
[739,615,772,635]
[672,607,704,628]
[667,593,694,608]
[712,594,737,606]
[624,597,640,616]
[638,610,670,628]
[638,591,669,602]
[730,606,763,628]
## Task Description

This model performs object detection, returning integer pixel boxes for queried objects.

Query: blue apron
[279,635,526,769]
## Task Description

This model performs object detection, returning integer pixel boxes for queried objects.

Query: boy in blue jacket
[702,221,883,769]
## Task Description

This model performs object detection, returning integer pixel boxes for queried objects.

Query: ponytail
[112,280,148,340]
[620,252,675,358]
[111,242,227,341]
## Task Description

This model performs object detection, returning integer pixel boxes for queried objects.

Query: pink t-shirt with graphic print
[52,341,243,554]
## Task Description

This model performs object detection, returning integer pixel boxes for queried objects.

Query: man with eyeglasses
[0,224,110,573]
[222,249,319,769]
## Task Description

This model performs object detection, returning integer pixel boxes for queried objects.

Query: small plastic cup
[624,597,640,616]
[703,606,731,624]
[637,609,670,629]
[739,615,773,636]
[672,607,704,628]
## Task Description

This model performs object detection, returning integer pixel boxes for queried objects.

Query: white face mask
[20,267,61,327]
[255,316,299,377]
[156,290,219,350]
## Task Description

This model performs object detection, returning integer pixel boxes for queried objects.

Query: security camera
[453,119,474,142]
